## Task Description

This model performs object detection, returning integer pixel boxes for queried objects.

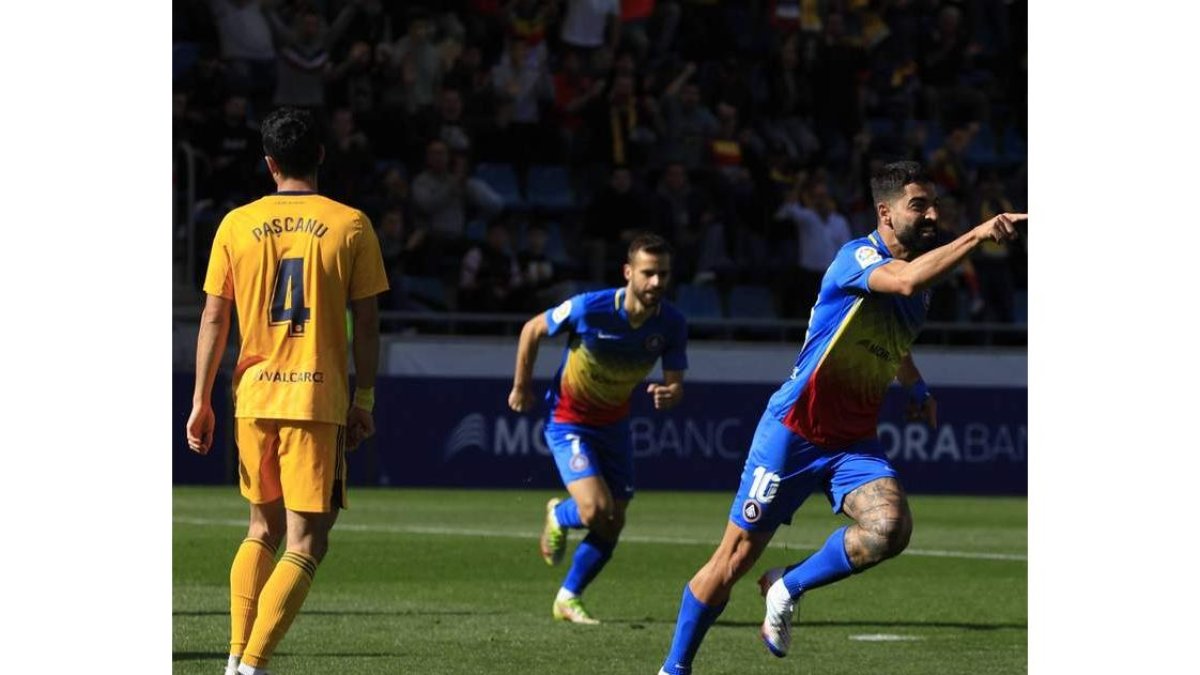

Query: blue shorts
[728,410,898,532]
[544,420,635,501]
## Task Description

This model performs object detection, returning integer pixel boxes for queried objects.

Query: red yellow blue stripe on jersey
[544,289,688,427]
[768,234,929,448]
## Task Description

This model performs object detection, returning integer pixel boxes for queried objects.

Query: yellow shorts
[235,418,348,512]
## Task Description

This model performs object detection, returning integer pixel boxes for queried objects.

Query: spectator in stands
[692,199,736,285]
[585,72,661,167]
[327,41,377,119]
[659,65,718,170]
[553,50,606,160]
[173,91,203,147]
[490,38,556,163]
[812,12,867,157]
[178,45,231,123]
[322,108,374,206]
[926,194,984,324]
[970,171,1017,323]
[265,2,359,111]
[207,0,276,110]
[773,178,851,316]
[762,33,819,164]
[619,0,681,62]
[409,86,475,169]
[929,124,975,199]
[378,12,443,115]
[504,0,557,60]
[200,94,260,206]
[584,165,655,282]
[560,0,622,74]
[653,162,704,279]
[459,219,524,312]
[411,139,503,268]
[518,220,562,310]
[918,3,985,126]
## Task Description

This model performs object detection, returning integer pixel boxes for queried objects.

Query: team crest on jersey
[855,245,882,269]
[552,300,573,324]
[742,499,763,523]
[644,334,666,352]
[569,453,590,472]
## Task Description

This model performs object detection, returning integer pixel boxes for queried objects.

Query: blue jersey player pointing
[658,162,1027,673]
[509,234,688,625]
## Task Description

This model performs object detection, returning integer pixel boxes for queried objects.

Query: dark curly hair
[260,107,321,179]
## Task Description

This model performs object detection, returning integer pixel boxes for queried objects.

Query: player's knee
[866,513,912,561]
[596,510,626,542]
[290,535,329,562]
[247,515,285,549]
[578,500,614,529]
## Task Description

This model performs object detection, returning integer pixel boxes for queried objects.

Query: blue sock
[553,498,585,529]
[562,533,616,594]
[661,585,726,675]
[781,526,856,597]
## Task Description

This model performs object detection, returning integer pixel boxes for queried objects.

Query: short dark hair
[627,233,672,261]
[870,160,933,205]
[261,108,321,179]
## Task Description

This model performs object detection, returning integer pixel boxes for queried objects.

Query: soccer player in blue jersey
[657,161,1026,673]
[508,233,688,624]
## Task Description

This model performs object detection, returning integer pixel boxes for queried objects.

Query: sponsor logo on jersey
[742,499,762,523]
[552,300,573,325]
[855,245,882,269]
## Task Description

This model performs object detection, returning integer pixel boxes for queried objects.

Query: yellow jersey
[203,191,389,424]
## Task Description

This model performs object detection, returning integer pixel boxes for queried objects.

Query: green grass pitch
[174,486,1026,674]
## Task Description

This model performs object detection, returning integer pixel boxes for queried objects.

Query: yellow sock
[229,538,277,656]
[241,550,318,669]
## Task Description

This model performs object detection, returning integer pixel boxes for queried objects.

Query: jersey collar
[867,231,893,258]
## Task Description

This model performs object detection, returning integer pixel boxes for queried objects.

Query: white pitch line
[174,515,1027,562]
[849,634,925,642]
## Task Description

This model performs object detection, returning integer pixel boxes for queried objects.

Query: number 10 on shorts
[748,466,781,503]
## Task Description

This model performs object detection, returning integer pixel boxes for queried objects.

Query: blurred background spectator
[175,0,1028,340]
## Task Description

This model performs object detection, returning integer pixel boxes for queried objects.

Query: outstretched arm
[868,213,1025,296]
[509,313,550,412]
[187,294,233,454]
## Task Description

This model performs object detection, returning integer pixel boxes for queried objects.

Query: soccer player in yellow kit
[186,107,389,675]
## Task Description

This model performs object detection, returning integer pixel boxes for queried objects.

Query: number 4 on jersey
[270,258,310,337]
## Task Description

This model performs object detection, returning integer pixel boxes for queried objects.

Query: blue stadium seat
[675,284,722,320]
[374,158,407,179]
[1013,290,1027,324]
[1001,125,1027,165]
[921,123,945,161]
[543,221,569,263]
[964,122,999,168]
[727,285,778,320]
[474,163,525,210]
[526,165,576,211]
[173,42,199,81]
[465,219,487,243]
[402,275,450,310]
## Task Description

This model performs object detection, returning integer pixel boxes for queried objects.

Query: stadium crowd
[173,0,1027,329]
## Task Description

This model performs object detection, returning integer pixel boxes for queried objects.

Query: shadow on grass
[606,618,1026,631]
[173,651,398,662]
[175,608,505,617]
